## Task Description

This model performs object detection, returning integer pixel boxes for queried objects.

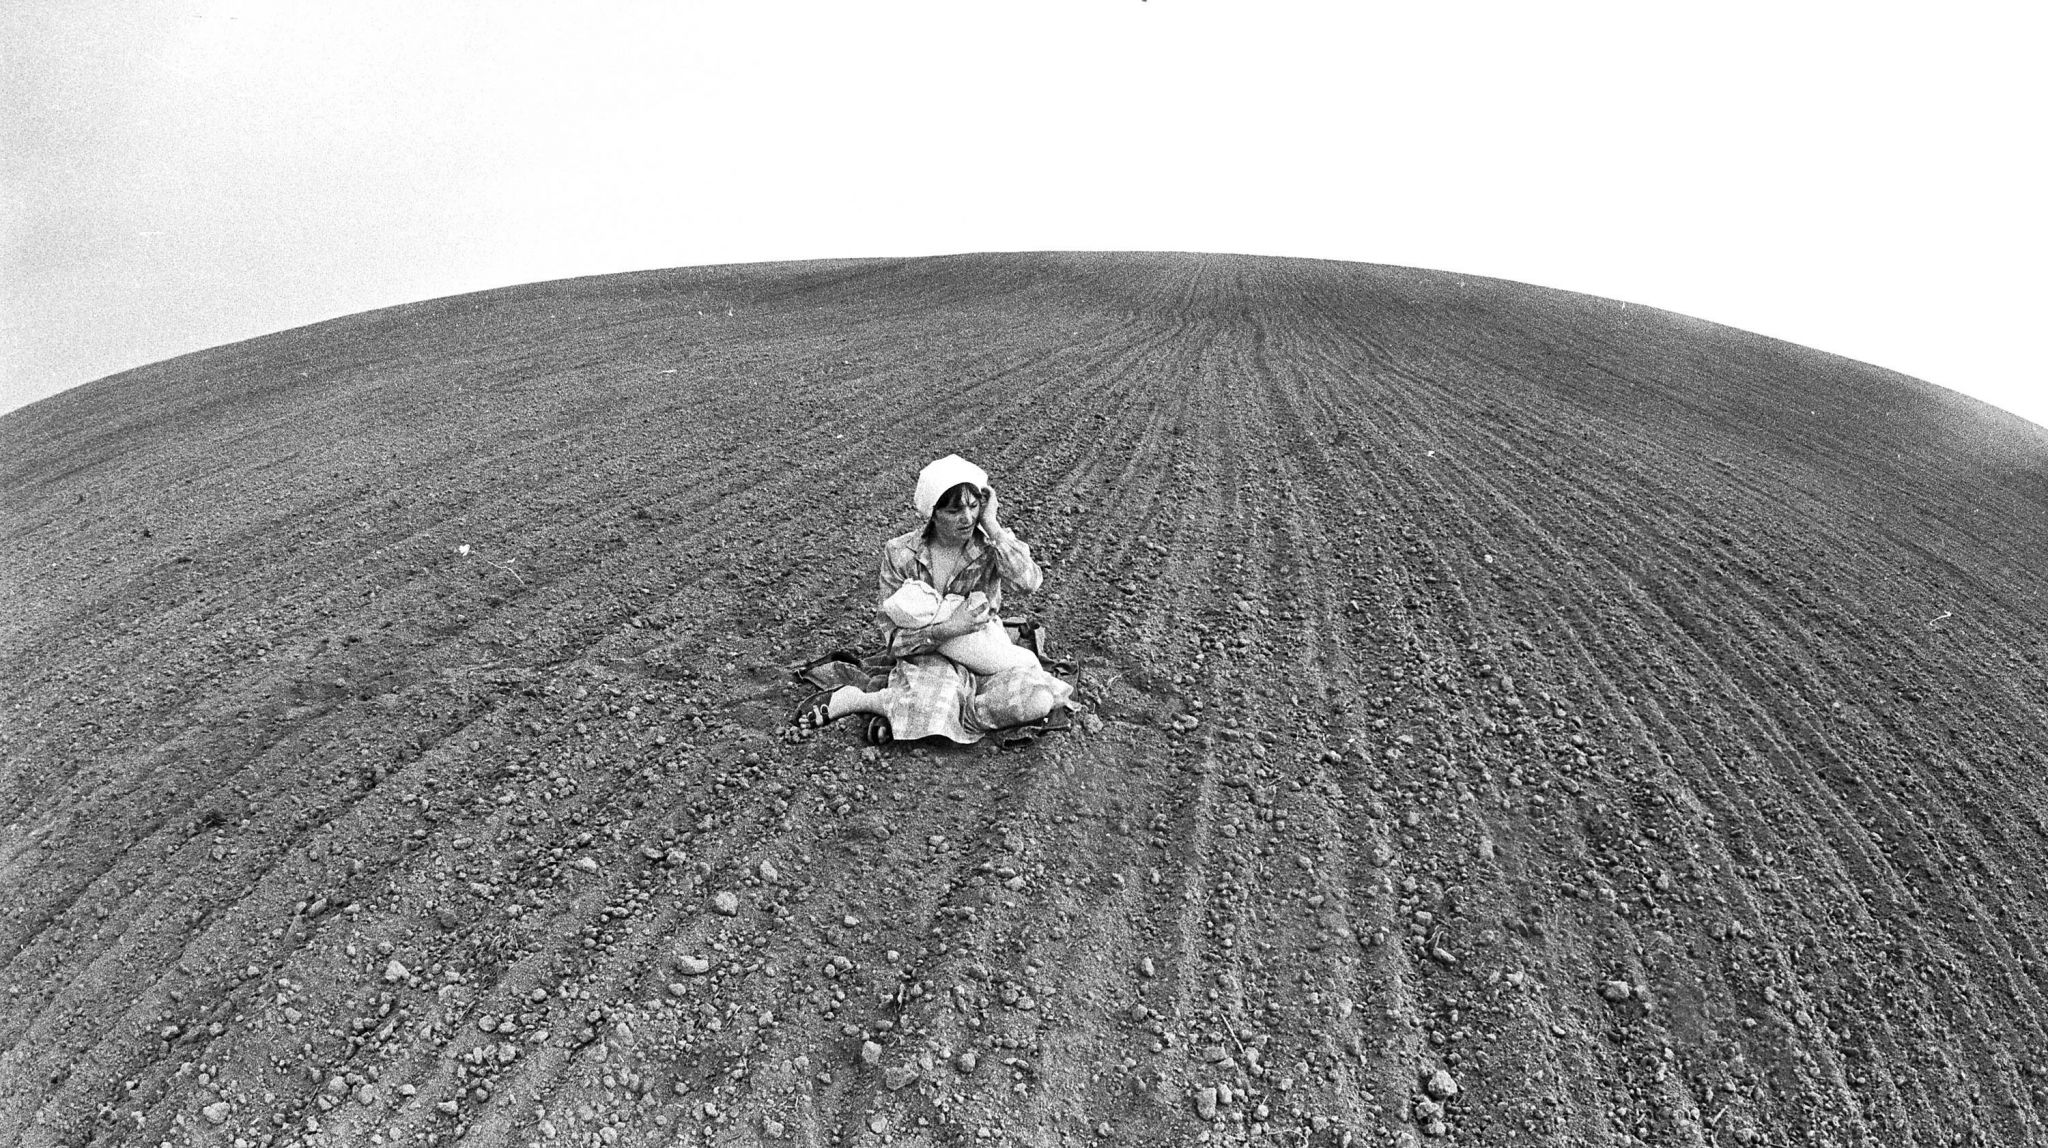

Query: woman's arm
[984,529,1043,595]
[876,544,949,658]
[978,488,1043,594]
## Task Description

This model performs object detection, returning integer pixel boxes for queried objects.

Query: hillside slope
[3,252,2046,1148]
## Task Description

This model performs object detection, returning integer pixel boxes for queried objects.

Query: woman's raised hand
[978,487,1003,534]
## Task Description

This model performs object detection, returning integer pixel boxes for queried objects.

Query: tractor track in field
[3,252,2046,1147]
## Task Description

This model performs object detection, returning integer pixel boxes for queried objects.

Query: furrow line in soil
[1275,302,1792,1140]
[1102,314,1419,1141]
[1260,310,1608,1142]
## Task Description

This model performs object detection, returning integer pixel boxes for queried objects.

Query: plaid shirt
[875,524,1043,658]
[872,523,1052,742]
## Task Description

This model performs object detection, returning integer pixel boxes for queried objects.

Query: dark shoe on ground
[860,715,892,746]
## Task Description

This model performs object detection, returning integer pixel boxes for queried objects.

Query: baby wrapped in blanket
[881,580,1042,675]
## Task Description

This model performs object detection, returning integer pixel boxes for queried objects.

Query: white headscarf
[913,454,989,519]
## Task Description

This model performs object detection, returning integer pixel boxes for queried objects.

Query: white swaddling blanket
[882,580,987,629]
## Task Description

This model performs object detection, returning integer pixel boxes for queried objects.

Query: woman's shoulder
[881,528,925,563]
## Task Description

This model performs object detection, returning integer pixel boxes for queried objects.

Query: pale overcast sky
[4,2,2043,427]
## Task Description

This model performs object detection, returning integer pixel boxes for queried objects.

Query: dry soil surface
[3,252,2046,1148]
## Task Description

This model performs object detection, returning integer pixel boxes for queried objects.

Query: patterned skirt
[881,652,1075,744]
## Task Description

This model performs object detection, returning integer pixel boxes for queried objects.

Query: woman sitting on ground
[792,454,1072,743]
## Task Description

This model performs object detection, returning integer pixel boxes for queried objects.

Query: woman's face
[932,491,982,543]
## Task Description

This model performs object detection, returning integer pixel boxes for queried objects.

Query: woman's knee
[1013,683,1058,724]
[972,676,1049,728]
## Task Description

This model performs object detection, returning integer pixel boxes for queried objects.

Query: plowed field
[4,252,2046,1148]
